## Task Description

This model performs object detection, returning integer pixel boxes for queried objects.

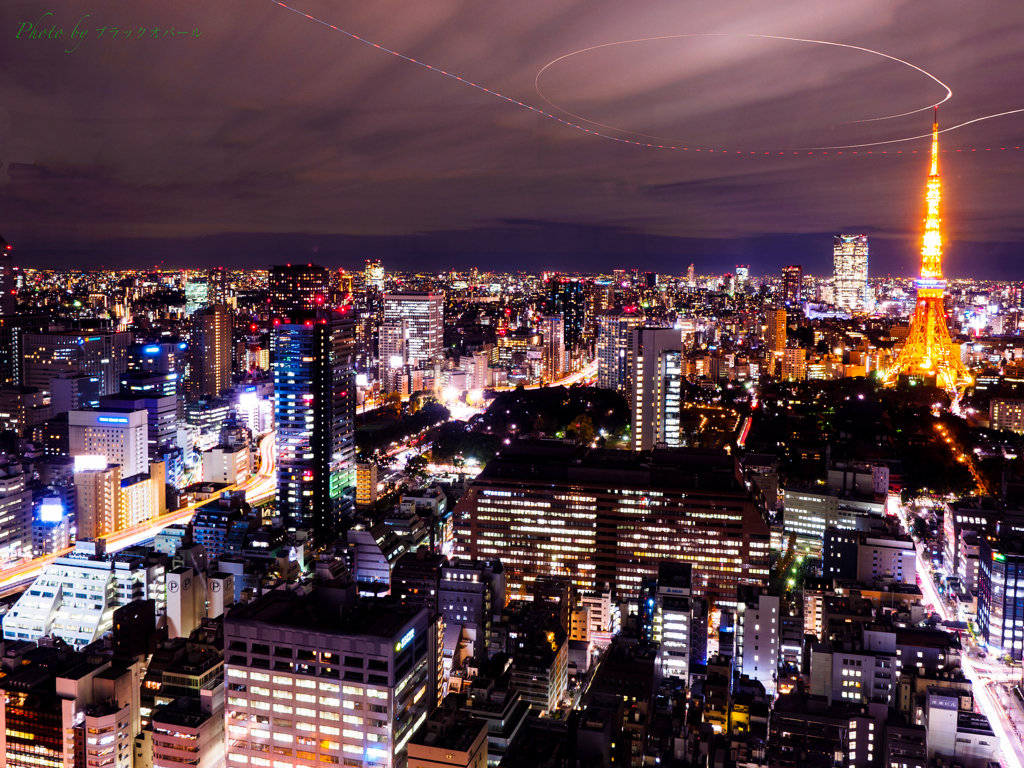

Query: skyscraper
[885,109,971,393]
[544,277,585,356]
[782,265,803,305]
[735,265,750,291]
[269,263,332,317]
[631,327,683,450]
[538,314,566,382]
[379,291,443,390]
[364,258,385,292]
[274,309,356,534]
[188,304,232,399]
[833,234,869,311]
[766,307,787,354]
[649,562,696,682]
[184,280,208,316]
[0,235,18,315]
[687,264,696,287]
[207,266,229,306]
[0,314,48,387]
[596,306,645,397]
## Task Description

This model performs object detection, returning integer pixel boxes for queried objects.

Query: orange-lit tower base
[885,108,971,393]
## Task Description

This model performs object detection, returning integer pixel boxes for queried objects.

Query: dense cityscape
[0,111,1021,768]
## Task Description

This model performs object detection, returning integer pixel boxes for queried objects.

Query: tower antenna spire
[884,108,971,394]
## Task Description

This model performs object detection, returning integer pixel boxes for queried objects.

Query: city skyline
[10,228,1024,279]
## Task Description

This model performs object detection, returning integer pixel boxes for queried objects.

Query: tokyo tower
[884,108,972,393]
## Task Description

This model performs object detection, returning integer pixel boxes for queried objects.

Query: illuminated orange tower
[885,108,971,393]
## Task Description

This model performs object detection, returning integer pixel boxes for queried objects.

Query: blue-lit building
[274,308,356,535]
[979,536,1024,660]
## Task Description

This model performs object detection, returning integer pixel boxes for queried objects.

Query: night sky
[2,0,1023,276]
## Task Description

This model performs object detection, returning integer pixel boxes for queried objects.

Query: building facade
[631,327,683,451]
[595,307,645,398]
[455,442,771,606]
[223,590,437,768]
[274,310,357,534]
[189,304,232,399]
[833,234,869,312]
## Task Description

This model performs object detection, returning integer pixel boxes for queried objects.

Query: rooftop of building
[152,697,211,729]
[59,660,107,681]
[224,589,424,638]
[772,691,868,721]
[410,712,486,754]
[443,557,503,574]
[393,549,449,570]
[476,440,743,492]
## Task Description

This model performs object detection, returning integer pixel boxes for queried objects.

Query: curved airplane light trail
[534,32,953,139]
[534,33,956,148]
[272,1,1023,153]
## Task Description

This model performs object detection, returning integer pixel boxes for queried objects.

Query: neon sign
[395,628,415,652]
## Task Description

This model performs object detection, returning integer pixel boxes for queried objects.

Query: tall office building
[365,258,386,292]
[189,304,232,399]
[439,559,506,661]
[380,291,444,387]
[0,386,50,436]
[596,306,645,397]
[687,263,696,287]
[782,265,803,305]
[735,587,781,695]
[0,463,33,562]
[631,327,683,450]
[22,330,131,395]
[274,309,356,534]
[207,266,230,305]
[766,307,787,354]
[979,536,1024,660]
[833,234,869,312]
[735,265,750,291]
[0,314,47,387]
[455,442,771,605]
[69,409,149,479]
[0,235,18,315]
[270,263,332,317]
[538,314,566,382]
[991,398,1024,434]
[648,562,696,683]
[70,411,149,479]
[544,277,585,355]
[223,589,437,768]
[74,464,121,539]
[184,280,208,315]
